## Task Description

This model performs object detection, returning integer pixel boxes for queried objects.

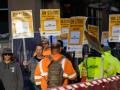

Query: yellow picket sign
[84,31,104,55]
[83,26,88,44]
[88,25,99,40]
[67,17,87,58]
[101,31,109,45]
[39,28,60,41]
[60,18,70,40]
[109,15,120,42]
[40,9,60,36]
[11,10,34,39]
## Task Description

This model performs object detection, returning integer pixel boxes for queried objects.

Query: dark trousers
[29,81,40,90]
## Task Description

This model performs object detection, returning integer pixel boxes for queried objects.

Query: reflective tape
[82,67,86,69]
[88,77,99,80]
[106,66,113,73]
[82,71,87,72]
[82,74,87,75]
[36,81,41,85]
[68,72,76,79]
[63,73,68,77]
[39,58,66,77]
[39,60,48,76]
[34,76,42,79]
[62,58,66,70]
[100,58,104,78]
[87,58,104,80]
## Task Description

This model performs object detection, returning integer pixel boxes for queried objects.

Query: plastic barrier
[45,75,120,90]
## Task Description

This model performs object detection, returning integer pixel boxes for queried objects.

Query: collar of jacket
[101,51,111,58]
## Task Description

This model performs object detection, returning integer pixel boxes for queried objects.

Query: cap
[2,47,13,54]
[57,40,63,47]
[103,46,111,52]
[41,38,49,44]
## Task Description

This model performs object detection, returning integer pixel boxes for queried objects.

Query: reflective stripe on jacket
[78,62,87,82]
[83,57,114,81]
[34,54,77,89]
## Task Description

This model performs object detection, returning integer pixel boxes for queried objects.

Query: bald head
[51,41,61,55]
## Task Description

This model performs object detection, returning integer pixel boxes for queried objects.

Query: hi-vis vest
[83,57,114,81]
[34,55,77,89]
[78,62,87,82]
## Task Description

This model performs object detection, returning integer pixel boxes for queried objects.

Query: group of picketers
[0,38,120,90]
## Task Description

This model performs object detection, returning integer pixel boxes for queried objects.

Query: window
[0,0,8,34]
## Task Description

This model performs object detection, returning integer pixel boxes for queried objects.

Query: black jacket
[0,59,23,90]
[61,49,72,62]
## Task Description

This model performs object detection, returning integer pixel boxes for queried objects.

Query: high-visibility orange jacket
[34,49,51,56]
[34,54,77,89]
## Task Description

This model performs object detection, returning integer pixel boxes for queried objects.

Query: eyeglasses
[3,54,12,56]
[42,43,48,45]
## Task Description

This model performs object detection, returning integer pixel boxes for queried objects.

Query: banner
[109,14,120,42]
[11,10,34,39]
[88,25,99,40]
[101,31,109,46]
[84,31,104,55]
[13,33,41,90]
[67,17,87,57]
[40,9,60,36]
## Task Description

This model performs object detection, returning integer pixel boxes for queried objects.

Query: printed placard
[40,9,60,36]
[88,25,99,40]
[84,31,104,55]
[109,15,120,42]
[11,10,34,39]
[101,31,108,46]
[67,16,87,57]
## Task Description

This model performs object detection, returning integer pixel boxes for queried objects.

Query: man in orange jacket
[34,41,77,89]
[34,38,51,56]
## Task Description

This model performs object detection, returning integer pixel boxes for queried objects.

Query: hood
[101,51,111,59]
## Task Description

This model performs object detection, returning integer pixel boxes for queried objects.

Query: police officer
[83,48,115,81]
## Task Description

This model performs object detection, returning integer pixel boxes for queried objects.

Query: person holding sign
[0,47,23,90]
[83,48,115,81]
[34,38,51,56]
[23,44,44,90]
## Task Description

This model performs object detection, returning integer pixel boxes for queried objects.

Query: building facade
[0,0,120,43]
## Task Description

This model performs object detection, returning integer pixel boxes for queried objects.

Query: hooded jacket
[0,59,23,90]
[83,53,114,81]
[101,51,120,76]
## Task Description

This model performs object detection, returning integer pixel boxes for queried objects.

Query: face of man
[84,55,88,60]
[42,41,49,50]
[3,54,12,61]
[36,46,43,57]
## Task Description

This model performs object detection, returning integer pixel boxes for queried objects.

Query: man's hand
[23,61,27,68]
